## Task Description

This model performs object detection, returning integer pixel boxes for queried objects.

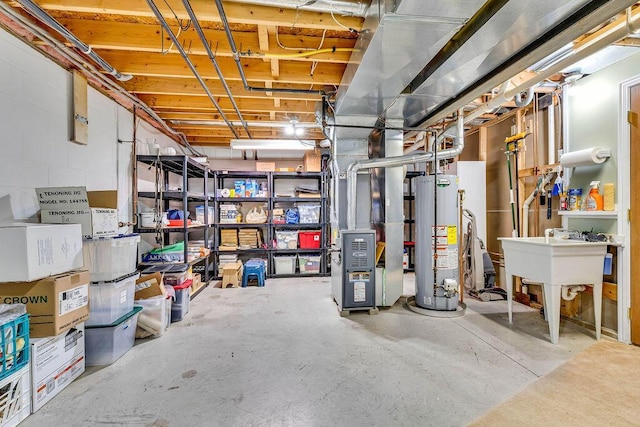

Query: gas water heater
[415,174,459,311]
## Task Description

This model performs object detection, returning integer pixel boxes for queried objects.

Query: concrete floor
[23,274,599,426]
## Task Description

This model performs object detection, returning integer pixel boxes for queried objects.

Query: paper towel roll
[559,147,611,168]
[603,183,615,211]
[221,188,231,197]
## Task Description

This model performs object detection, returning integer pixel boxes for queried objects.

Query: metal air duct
[335,0,637,129]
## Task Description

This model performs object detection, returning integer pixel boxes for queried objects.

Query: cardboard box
[37,187,119,239]
[256,161,275,172]
[0,223,83,282]
[303,151,322,172]
[135,273,167,300]
[0,271,90,337]
[30,325,85,412]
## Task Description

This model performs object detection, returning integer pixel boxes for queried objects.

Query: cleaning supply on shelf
[603,182,615,211]
[567,188,582,211]
[586,181,603,211]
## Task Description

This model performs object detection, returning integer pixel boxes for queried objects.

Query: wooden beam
[33,0,364,31]
[139,94,316,114]
[55,18,353,64]
[177,127,325,139]
[271,58,280,78]
[159,111,317,122]
[478,126,487,162]
[583,281,618,302]
[518,163,560,178]
[123,76,320,101]
[97,50,345,85]
[258,25,270,63]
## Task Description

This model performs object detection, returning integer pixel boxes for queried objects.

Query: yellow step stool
[221,262,243,288]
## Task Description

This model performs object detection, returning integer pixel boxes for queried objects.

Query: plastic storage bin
[275,231,298,249]
[83,234,141,282]
[135,296,170,338]
[142,264,189,286]
[297,204,321,224]
[274,256,296,275]
[168,280,192,323]
[195,205,214,224]
[0,365,30,426]
[85,306,142,366]
[86,272,138,327]
[298,231,321,249]
[0,312,29,381]
[298,255,321,274]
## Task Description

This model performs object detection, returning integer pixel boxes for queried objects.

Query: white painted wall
[565,48,640,342]
[0,29,180,226]
[454,161,487,246]
[565,50,640,234]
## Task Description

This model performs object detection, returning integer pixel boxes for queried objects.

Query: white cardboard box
[37,187,119,239]
[0,223,83,282]
[30,324,85,412]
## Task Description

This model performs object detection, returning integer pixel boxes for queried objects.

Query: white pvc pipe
[463,10,640,128]
[548,101,556,165]
[562,285,586,301]
[522,172,554,237]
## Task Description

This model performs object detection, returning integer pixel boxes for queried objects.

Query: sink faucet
[544,228,554,243]
[545,228,581,243]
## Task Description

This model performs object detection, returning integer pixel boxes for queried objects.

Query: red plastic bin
[298,231,321,249]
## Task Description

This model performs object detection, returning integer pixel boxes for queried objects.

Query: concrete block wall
[0,29,178,224]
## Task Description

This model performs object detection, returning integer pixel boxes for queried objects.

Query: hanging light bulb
[286,116,300,136]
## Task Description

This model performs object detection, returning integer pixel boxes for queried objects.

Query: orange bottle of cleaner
[586,181,604,211]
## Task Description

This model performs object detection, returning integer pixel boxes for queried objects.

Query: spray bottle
[586,181,604,211]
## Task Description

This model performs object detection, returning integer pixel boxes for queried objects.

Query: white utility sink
[499,237,608,344]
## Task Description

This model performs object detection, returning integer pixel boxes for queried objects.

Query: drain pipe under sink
[562,285,586,301]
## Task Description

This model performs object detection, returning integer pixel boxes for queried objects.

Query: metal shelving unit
[135,155,214,286]
[404,171,425,272]
[212,171,328,278]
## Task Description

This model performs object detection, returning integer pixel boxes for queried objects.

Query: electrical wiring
[162,0,191,31]
[161,25,183,55]
[275,27,327,51]
[330,0,359,34]
[240,47,356,59]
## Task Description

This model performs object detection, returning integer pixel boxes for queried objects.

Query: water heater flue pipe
[346,111,464,230]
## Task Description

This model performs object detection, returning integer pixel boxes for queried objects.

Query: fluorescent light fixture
[230,139,316,151]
